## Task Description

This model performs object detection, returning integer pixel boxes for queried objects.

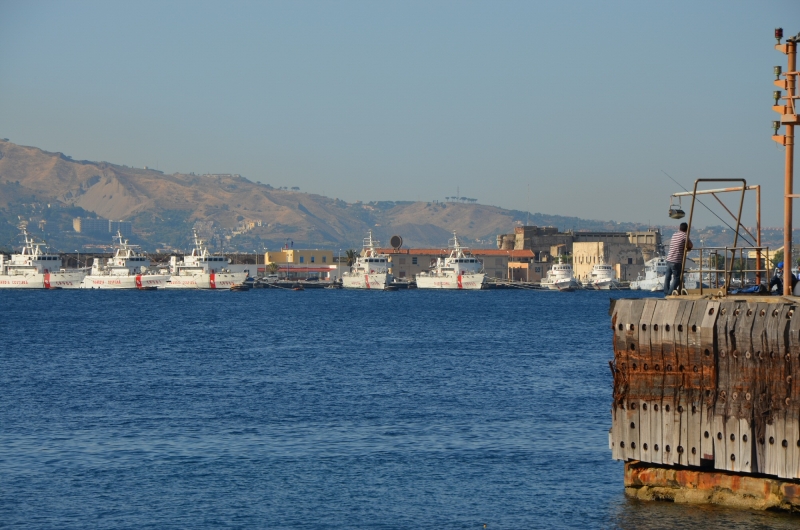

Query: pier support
[624,461,800,512]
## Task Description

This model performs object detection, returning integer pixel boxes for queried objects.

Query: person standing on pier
[663,222,693,295]
[769,261,797,294]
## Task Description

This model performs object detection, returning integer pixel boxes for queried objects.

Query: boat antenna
[660,170,755,247]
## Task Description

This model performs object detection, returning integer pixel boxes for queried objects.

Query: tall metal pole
[786,39,796,294]
[775,29,797,295]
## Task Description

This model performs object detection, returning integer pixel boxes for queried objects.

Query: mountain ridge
[0,139,716,251]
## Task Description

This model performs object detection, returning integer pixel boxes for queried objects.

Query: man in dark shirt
[663,222,693,295]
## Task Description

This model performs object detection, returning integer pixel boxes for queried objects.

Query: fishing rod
[661,170,756,247]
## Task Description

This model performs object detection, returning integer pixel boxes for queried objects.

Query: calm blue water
[1,289,797,528]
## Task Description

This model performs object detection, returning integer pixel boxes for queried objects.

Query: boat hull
[165,272,247,289]
[592,279,620,290]
[342,273,391,290]
[0,271,85,289]
[416,273,485,290]
[630,277,664,291]
[80,274,170,289]
[541,277,579,291]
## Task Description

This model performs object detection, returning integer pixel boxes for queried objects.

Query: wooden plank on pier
[788,305,800,478]
[678,402,689,466]
[776,410,788,478]
[712,302,736,470]
[663,401,675,465]
[766,418,778,476]
[686,300,708,466]
[700,301,720,462]
[650,301,666,463]
[675,300,694,466]
[774,304,797,479]
[659,300,680,465]
[713,413,727,471]
[626,400,640,462]
[610,299,630,462]
[739,417,752,473]
[726,415,741,472]
[736,303,760,473]
[639,400,652,463]
[638,299,658,463]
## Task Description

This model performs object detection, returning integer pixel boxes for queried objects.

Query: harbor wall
[609,296,800,481]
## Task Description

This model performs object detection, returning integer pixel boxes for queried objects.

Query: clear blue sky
[1,0,798,228]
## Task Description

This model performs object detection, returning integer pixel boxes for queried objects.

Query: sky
[1,0,799,229]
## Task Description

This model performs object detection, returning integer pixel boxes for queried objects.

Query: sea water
[0,289,797,528]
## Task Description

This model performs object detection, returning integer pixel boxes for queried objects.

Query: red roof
[377,248,535,258]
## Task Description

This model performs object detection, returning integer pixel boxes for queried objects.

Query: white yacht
[342,230,393,289]
[541,257,579,291]
[630,256,668,291]
[587,263,620,290]
[416,232,485,290]
[0,228,85,288]
[81,231,169,289]
[166,231,247,289]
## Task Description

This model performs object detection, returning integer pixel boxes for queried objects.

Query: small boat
[230,284,251,291]
[630,257,668,291]
[541,257,579,291]
[416,232,485,290]
[587,263,620,290]
[342,231,394,290]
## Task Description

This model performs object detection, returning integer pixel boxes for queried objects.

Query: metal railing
[679,246,770,295]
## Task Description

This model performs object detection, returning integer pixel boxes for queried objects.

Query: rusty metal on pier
[609,296,800,479]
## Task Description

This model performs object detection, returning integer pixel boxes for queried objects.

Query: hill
[0,139,779,253]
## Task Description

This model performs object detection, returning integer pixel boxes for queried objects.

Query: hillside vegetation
[1,139,773,252]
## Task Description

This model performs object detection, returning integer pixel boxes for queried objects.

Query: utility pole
[773,28,798,295]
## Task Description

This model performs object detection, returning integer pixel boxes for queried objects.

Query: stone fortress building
[496,225,662,282]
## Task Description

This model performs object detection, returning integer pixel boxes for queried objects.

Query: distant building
[73,217,133,237]
[264,249,337,279]
[496,225,662,282]
[73,217,110,234]
[109,220,133,238]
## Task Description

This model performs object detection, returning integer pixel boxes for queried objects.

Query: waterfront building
[264,249,337,280]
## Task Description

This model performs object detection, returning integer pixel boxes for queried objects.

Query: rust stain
[611,297,800,478]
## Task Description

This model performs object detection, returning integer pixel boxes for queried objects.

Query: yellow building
[572,241,644,282]
[264,249,336,279]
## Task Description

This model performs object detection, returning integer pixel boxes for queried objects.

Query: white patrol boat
[0,228,85,289]
[80,231,169,289]
[342,230,393,289]
[166,231,247,289]
[630,256,668,291]
[541,257,579,291]
[416,232,485,290]
[587,263,620,290]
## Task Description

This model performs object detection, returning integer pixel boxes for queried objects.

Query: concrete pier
[609,295,800,511]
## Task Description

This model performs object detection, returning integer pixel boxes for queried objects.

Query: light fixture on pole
[668,196,685,219]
